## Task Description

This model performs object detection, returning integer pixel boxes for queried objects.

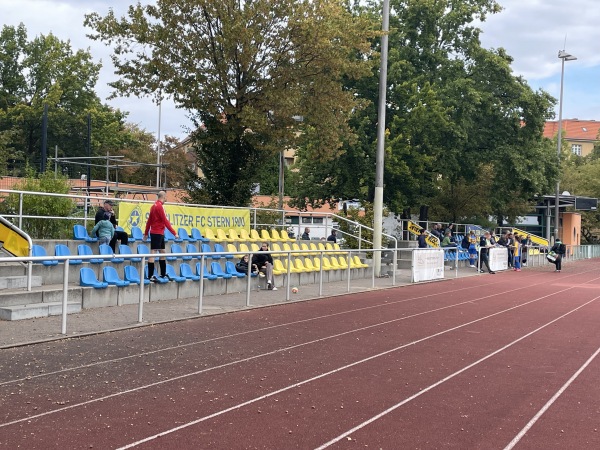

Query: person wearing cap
[143,191,178,282]
[94,199,128,252]
[549,238,566,272]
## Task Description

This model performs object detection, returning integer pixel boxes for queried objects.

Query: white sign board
[489,247,509,271]
[412,249,445,282]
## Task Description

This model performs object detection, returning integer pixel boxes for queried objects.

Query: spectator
[301,227,310,240]
[327,230,337,243]
[91,217,114,246]
[430,223,442,239]
[286,227,295,239]
[252,242,277,290]
[94,199,128,252]
[235,255,258,275]
[522,235,532,266]
[143,191,179,282]
[478,231,496,274]
[549,238,566,272]
[444,223,454,238]
[467,230,478,268]
[417,228,428,248]
[512,234,522,272]
[441,232,456,247]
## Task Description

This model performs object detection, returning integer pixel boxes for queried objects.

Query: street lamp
[554,50,577,242]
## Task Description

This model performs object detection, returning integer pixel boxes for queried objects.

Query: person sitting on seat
[91,218,114,246]
[235,255,258,275]
[252,242,277,290]
[95,199,128,252]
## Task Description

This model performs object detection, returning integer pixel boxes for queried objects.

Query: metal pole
[278,150,284,210]
[156,92,162,189]
[373,0,390,277]
[555,56,565,243]
[138,256,146,323]
[198,255,205,313]
[61,259,70,335]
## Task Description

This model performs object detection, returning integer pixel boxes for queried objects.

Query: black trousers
[479,252,492,272]
[109,230,129,252]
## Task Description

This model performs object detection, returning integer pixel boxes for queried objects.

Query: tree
[0,24,155,179]
[85,0,379,205]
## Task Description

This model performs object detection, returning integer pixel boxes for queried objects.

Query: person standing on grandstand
[417,228,428,248]
[143,191,178,282]
[301,227,311,240]
[478,231,496,274]
[467,230,478,268]
[327,230,337,243]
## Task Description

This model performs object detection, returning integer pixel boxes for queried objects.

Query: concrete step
[0,284,83,308]
[0,301,82,321]
[0,276,43,290]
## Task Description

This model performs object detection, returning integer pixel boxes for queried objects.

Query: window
[571,144,582,156]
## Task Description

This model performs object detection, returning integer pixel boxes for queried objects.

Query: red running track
[1,261,600,449]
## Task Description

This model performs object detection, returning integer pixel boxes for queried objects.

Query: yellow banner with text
[407,220,439,247]
[117,202,250,234]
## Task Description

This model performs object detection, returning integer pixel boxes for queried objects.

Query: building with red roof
[544,119,600,157]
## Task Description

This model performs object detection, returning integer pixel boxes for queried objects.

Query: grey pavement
[0,266,481,349]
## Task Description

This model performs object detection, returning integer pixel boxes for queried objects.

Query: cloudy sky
[1,0,599,142]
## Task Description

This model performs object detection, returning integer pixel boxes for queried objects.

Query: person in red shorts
[143,191,178,282]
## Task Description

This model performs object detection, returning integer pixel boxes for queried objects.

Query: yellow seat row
[271,256,368,274]
[202,228,295,243]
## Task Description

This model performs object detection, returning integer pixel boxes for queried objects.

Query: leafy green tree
[85,0,379,206]
[0,167,75,239]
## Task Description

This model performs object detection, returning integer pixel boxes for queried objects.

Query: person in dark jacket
[94,199,128,252]
[301,227,310,240]
[550,239,566,272]
[327,230,337,243]
[417,228,428,248]
[252,242,277,290]
[478,231,496,274]
[235,255,258,275]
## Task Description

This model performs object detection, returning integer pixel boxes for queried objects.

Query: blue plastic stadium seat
[180,263,200,281]
[137,244,151,257]
[178,228,195,242]
[191,227,210,243]
[118,244,141,263]
[99,243,124,263]
[103,266,131,287]
[214,243,233,260]
[165,264,186,282]
[130,226,144,242]
[32,245,58,266]
[226,261,245,278]
[80,267,108,289]
[201,243,219,260]
[211,262,233,279]
[54,244,82,265]
[73,224,98,242]
[185,243,200,260]
[77,244,103,264]
[196,262,217,280]
[164,229,183,242]
[169,243,187,261]
[124,265,150,285]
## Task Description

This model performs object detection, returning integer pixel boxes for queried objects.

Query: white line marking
[504,345,600,450]
[116,286,593,448]
[314,295,600,450]
[0,273,544,386]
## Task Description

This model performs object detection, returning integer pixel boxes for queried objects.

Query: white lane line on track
[3,275,573,430]
[314,294,600,450]
[114,285,599,448]
[504,345,600,450]
[0,270,551,387]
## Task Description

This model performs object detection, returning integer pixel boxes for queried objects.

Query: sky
[1,0,599,143]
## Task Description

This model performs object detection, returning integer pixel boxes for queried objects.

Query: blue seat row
[74,225,211,244]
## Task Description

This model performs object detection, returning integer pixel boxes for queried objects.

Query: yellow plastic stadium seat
[240,229,257,242]
[300,243,310,255]
[291,243,302,256]
[328,256,341,270]
[281,243,293,258]
[317,242,327,252]
[322,257,334,271]
[250,243,260,252]
[309,243,318,253]
[239,243,250,254]
[304,257,317,272]
[337,256,349,269]
[283,259,300,273]
[280,230,295,242]
[228,229,243,242]
[250,229,261,242]
[203,228,218,242]
[271,242,283,257]
[227,244,239,257]
[325,243,335,254]
[273,259,287,275]
[293,258,311,273]
[260,229,272,242]
[270,229,282,242]
[352,255,368,268]
[333,243,346,255]
[349,257,359,269]
[216,228,233,243]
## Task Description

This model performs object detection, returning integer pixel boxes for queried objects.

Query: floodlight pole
[555,50,576,242]
[373,0,390,277]
[156,88,162,189]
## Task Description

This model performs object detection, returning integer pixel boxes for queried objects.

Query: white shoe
[271,286,278,291]
[469,265,476,268]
